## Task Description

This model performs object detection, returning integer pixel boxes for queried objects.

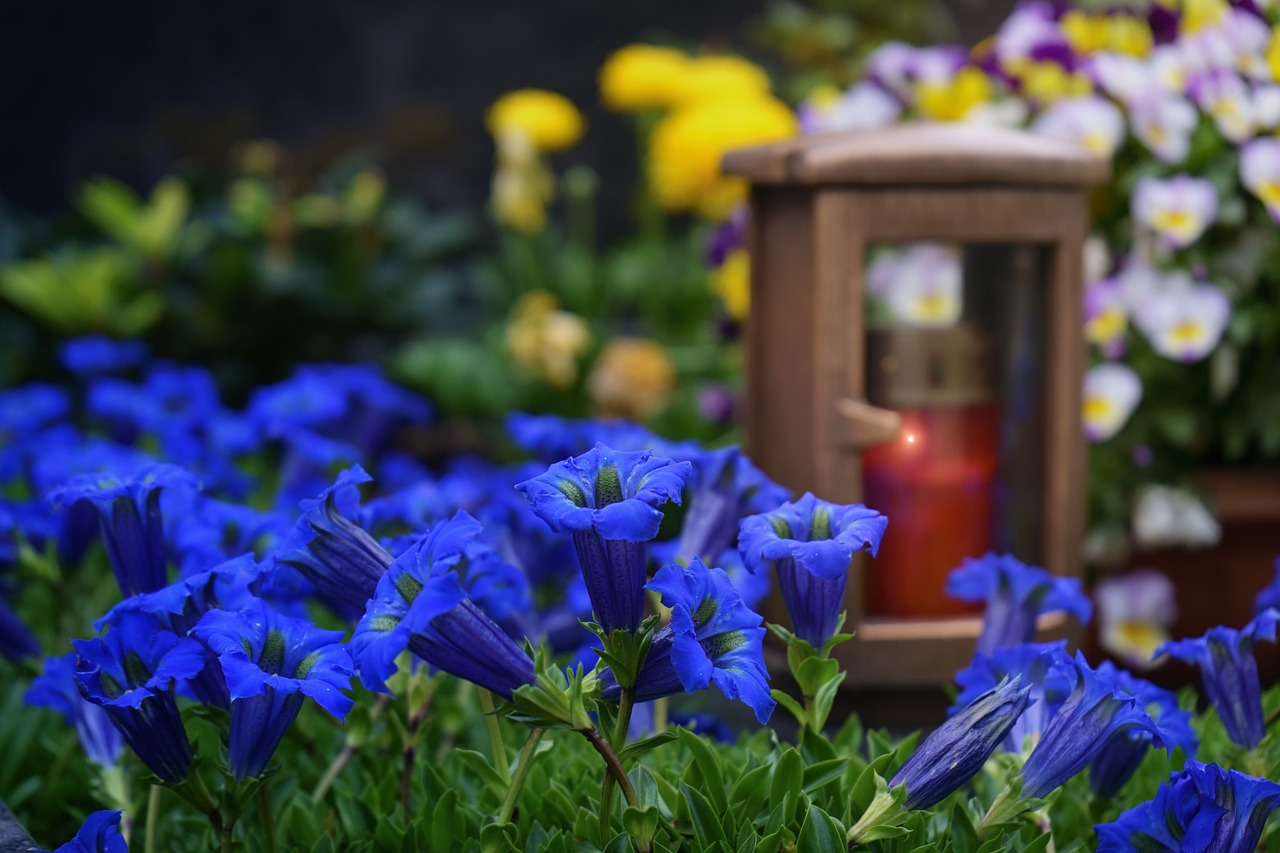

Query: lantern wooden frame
[723,124,1110,691]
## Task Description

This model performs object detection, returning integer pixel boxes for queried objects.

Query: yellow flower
[1180,0,1229,35]
[1062,10,1152,57]
[599,44,691,112]
[505,291,591,388]
[1268,26,1280,83]
[648,95,797,220]
[490,131,555,233]
[588,337,676,421]
[711,248,750,320]
[486,89,585,153]
[1019,62,1094,104]
[914,67,992,121]
[669,55,772,106]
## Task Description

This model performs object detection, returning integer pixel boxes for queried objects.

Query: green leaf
[431,789,458,852]
[796,803,845,853]
[802,758,848,795]
[630,764,661,810]
[682,780,729,848]
[454,749,509,798]
[623,805,661,848]
[617,731,678,763]
[771,690,807,727]
[679,727,727,812]
[479,823,518,853]
[728,763,772,823]
[769,747,804,824]
[947,802,979,853]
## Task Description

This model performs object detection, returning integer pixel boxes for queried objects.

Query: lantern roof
[722,123,1110,187]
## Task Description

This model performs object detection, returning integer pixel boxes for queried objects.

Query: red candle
[862,404,1001,617]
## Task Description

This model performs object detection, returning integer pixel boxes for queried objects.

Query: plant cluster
[800,0,1280,557]
[2,342,1280,853]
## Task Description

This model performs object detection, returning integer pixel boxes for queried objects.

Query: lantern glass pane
[860,242,1048,618]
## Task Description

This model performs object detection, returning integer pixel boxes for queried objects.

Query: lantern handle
[835,398,901,448]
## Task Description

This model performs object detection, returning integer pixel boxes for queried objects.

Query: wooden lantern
[723,124,1110,708]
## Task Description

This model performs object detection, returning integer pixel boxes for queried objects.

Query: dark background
[0,0,1013,220]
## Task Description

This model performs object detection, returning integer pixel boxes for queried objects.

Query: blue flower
[0,593,39,664]
[193,600,353,780]
[72,611,204,784]
[516,444,692,634]
[98,555,270,709]
[505,413,670,462]
[738,493,887,648]
[1255,557,1280,615]
[60,336,148,378]
[0,383,69,438]
[945,553,1092,657]
[49,464,200,597]
[171,497,289,578]
[274,466,394,615]
[892,676,1032,810]
[1096,762,1280,853]
[350,512,536,700]
[952,642,1070,754]
[1020,650,1169,799]
[675,446,790,565]
[26,653,123,768]
[1157,609,1279,749]
[34,809,127,853]
[601,559,774,724]
[1088,662,1198,799]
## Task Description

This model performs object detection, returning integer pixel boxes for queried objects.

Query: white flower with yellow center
[1130,93,1198,164]
[1082,362,1142,441]
[1031,95,1125,157]
[1131,175,1218,248]
[1188,68,1255,141]
[1095,570,1177,670]
[1241,136,1280,220]
[881,243,963,328]
[1131,272,1231,363]
[1133,485,1222,549]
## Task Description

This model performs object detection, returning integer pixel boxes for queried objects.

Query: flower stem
[612,687,635,749]
[258,780,276,853]
[497,729,546,825]
[145,785,161,853]
[581,727,638,807]
[479,689,511,783]
[312,694,390,801]
[401,679,439,822]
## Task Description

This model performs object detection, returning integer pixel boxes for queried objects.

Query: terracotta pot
[1086,466,1280,689]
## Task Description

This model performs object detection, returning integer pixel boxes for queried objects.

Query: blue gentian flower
[516,444,692,635]
[60,336,148,378]
[1096,762,1280,853]
[1157,609,1279,749]
[601,558,775,723]
[1088,661,1198,799]
[72,612,204,784]
[49,464,200,597]
[738,493,888,648]
[946,553,1092,656]
[172,497,289,578]
[892,676,1032,810]
[193,600,353,780]
[274,466,394,614]
[34,809,127,853]
[0,593,39,664]
[1020,650,1168,799]
[675,446,790,564]
[1255,557,1280,615]
[350,512,536,700]
[505,413,669,462]
[0,384,70,438]
[98,555,270,710]
[26,653,123,768]
[952,642,1070,754]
